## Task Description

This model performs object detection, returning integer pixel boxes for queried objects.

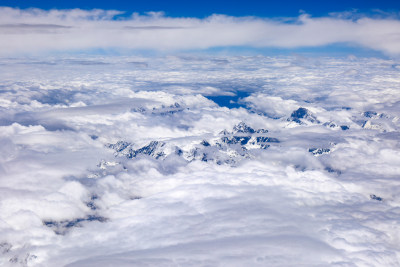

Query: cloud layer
[0,54,400,265]
[1,7,400,55]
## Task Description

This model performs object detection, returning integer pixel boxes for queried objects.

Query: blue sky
[2,0,400,17]
[1,1,400,57]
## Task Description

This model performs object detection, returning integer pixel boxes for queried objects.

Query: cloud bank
[1,7,400,55]
[1,54,400,265]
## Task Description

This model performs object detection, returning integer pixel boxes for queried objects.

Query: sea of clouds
[0,54,400,266]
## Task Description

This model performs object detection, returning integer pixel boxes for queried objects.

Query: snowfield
[0,55,400,266]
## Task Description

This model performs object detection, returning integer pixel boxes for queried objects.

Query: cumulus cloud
[1,7,400,55]
[1,54,400,265]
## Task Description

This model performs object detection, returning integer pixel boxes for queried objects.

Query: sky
[0,1,400,57]
[2,0,400,18]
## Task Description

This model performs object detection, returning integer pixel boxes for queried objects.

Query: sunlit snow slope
[0,55,400,266]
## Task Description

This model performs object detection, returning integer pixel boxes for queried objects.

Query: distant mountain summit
[288,107,319,124]
[232,122,256,134]
[107,122,279,165]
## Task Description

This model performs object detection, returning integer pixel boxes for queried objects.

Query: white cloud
[1,8,400,55]
[1,55,400,265]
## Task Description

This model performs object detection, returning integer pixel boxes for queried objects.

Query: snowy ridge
[107,122,279,165]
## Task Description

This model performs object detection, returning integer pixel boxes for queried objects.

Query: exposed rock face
[131,102,185,116]
[309,148,331,156]
[107,122,279,165]
[363,111,379,118]
[233,122,256,133]
[107,141,130,153]
[370,194,383,201]
[126,141,166,159]
[288,107,320,124]
[43,215,108,235]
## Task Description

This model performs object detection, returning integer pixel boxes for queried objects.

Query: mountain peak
[289,107,319,124]
[233,122,255,134]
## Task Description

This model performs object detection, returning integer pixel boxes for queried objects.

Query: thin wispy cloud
[124,25,186,30]
[1,7,400,55]
[0,23,73,34]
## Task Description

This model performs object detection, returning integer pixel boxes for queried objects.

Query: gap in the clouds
[192,44,390,59]
[205,91,250,109]
[48,43,391,59]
